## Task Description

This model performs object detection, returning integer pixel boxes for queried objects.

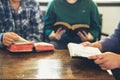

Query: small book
[67,42,112,75]
[7,37,55,52]
[53,22,89,35]
[67,43,101,58]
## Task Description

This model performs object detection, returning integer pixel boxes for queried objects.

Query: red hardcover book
[7,39,34,52]
[7,38,55,52]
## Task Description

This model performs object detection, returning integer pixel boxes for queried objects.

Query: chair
[98,14,109,40]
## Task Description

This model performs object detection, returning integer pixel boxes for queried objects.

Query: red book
[7,38,55,52]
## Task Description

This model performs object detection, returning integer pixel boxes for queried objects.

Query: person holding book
[81,22,120,80]
[0,0,43,48]
[44,0,101,49]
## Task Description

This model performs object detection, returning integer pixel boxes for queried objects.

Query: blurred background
[35,0,120,39]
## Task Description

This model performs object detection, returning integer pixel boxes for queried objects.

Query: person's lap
[112,68,120,80]
[50,40,68,49]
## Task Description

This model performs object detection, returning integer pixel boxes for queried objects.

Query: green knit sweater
[44,0,101,43]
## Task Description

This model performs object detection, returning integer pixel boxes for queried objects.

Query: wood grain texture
[0,49,115,79]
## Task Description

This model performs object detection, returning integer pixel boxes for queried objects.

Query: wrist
[49,31,56,40]
[91,41,102,51]
[88,33,94,41]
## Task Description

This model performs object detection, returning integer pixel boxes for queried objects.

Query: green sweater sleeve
[44,0,56,40]
[89,1,101,40]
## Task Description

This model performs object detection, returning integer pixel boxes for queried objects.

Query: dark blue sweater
[101,22,120,53]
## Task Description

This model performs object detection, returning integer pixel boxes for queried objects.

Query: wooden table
[0,49,115,79]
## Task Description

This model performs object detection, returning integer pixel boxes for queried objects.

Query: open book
[67,43,112,75]
[53,22,89,35]
[7,37,55,52]
[67,43,101,58]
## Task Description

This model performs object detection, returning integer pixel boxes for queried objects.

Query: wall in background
[98,6,120,34]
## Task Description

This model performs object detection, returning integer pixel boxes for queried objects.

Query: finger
[100,64,110,70]
[94,54,104,59]
[82,31,88,36]
[56,28,63,34]
[88,55,98,59]
[60,30,66,34]
[78,32,87,41]
[55,30,65,40]
[3,36,15,43]
[8,32,19,40]
[101,67,108,70]
[88,54,100,59]
[3,40,13,47]
[95,59,104,64]
[4,32,19,41]
[81,42,92,47]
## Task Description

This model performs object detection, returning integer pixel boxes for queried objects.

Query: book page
[14,37,33,44]
[34,42,54,46]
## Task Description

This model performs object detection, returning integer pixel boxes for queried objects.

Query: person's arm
[100,22,120,53]
[0,32,20,48]
[83,22,120,53]
[44,1,56,41]
[89,1,101,41]
[26,1,44,42]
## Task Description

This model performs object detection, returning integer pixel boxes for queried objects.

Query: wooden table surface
[0,49,115,79]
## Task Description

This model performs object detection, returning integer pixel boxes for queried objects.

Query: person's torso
[0,0,35,38]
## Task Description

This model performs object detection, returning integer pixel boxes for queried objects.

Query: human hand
[49,28,66,40]
[2,32,20,47]
[81,41,102,51]
[88,52,120,70]
[80,41,93,47]
[77,31,93,42]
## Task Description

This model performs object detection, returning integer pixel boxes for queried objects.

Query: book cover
[53,22,89,34]
[7,37,55,52]
[7,37,34,52]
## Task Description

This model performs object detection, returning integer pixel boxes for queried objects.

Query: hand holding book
[2,32,20,47]
[67,42,112,75]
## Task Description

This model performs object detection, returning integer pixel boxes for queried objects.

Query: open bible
[53,22,89,35]
[67,42,112,75]
[7,37,55,52]
[67,43,101,58]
